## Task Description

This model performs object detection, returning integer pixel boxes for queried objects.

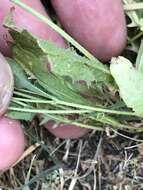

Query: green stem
[42,114,103,130]
[13,91,40,99]
[8,107,93,114]
[12,97,53,104]
[130,31,143,43]
[12,99,30,107]
[54,101,135,116]
[124,3,143,11]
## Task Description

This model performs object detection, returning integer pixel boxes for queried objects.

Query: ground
[1,125,143,189]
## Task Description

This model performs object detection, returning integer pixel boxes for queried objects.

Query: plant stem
[124,3,143,11]
[42,114,103,130]
[8,107,93,114]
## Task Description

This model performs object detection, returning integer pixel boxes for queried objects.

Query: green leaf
[7,58,53,99]
[39,40,111,85]
[9,38,93,105]
[4,17,112,86]
[33,63,93,105]
[110,56,143,117]
[6,110,34,121]
[7,58,33,89]
[4,18,100,106]
[6,101,35,121]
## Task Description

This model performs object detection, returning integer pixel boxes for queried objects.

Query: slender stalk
[130,31,143,43]
[13,91,40,99]
[12,97,53,104]
[43,115,103,130]
[53,101,136,116]
[124,3,143,11]
[8,107,93,114]
[12,99,30,107]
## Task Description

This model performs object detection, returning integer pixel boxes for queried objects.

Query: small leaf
[7,58,33,89]
[6,111,34,121]
[7,58,52,98]
[6,101,35,121]
[110,56,143,117]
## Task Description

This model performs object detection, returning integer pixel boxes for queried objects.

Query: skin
[44,120,90,139]
[0,117,25,171]
[0,0,66,56]
[0,53,13,116]
[51,0,127,61]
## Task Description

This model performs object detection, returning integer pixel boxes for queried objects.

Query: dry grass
[1,121,143,190]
